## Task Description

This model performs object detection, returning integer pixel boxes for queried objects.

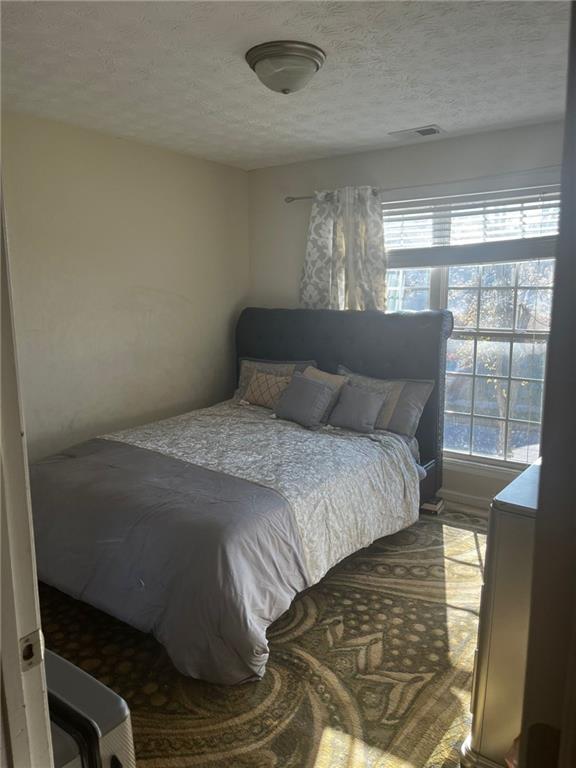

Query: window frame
[388,234,558,269]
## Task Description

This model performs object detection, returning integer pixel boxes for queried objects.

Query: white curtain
[300,186,387,310]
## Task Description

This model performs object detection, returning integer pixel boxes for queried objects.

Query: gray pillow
[337,366,434,438]
[237,358,317,399]
[329,385,386,434]
[302,366,348,423]
[275,373,336,429]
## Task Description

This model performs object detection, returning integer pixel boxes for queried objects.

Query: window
[385,268,432,312]
[382,184,560,464]
[444,259,553,462]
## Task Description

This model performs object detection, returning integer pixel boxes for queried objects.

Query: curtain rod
[283,164,562,203]
[285,190,380,203]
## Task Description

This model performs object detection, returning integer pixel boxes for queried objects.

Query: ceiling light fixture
[245,40,326,95]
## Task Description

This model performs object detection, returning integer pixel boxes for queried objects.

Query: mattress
[32,400,420,683]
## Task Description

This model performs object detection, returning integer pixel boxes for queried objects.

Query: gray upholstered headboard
[235,307,453,499]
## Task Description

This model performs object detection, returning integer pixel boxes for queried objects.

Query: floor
[40,510,486,768]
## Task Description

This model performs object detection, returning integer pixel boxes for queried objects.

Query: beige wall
[3,113,250,460]
[248,121,564,307]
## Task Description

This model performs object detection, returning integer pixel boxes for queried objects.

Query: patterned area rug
[40,510,486,768]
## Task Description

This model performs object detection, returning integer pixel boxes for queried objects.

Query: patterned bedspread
[107,400,421,584]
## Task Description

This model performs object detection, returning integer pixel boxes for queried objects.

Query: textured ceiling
[2,1,570,170]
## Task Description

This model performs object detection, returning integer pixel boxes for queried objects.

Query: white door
[1,197,53,767]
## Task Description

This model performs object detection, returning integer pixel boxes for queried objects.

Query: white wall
[248,121,564,307]
[2,113,251,460]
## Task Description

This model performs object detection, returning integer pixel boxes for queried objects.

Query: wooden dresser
[461,460,540,768]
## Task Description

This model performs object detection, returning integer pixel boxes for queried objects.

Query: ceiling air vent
[388,124,444,140]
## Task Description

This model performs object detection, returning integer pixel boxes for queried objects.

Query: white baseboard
[444,455,522,481]
[439,488,491,515]
[440,456,522,515]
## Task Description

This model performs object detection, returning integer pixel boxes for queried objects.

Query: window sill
[443,452,526,478]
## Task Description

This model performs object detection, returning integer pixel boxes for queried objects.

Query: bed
[31,307,452,684]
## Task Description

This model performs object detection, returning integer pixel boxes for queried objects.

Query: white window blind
[383,185,561,267]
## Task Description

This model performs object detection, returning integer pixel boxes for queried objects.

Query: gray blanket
[31,438,308,684]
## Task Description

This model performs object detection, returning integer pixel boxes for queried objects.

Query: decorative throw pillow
[303,366,348,421]
[275,373,336,429]
[337,366,434,438]
[303,366,348,390]
[328,384,386,434]
[237,358,317,400]
[243,371,291,410]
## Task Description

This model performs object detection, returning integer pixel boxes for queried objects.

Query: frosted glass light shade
[246,41,326,95]
[253,55,318,94]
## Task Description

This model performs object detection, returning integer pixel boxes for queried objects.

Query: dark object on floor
[420,496,446,515]
[40,511,485,768]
